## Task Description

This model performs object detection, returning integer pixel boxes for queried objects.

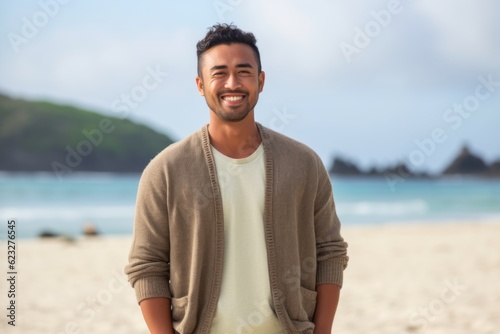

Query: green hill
[0,93,175,176]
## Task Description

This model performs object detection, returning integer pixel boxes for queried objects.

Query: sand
[336,221,500,334]
[1,220,499,334]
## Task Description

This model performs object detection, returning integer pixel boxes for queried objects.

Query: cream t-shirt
[209,144,284,334]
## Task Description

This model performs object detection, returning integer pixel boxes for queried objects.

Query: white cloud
[414,0,500,71]
[235,0,364,77]
[1,1,499,170]
[228,0,500,90]
[0,26,194,108]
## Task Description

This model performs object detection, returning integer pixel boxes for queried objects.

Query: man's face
[196,43,265,122]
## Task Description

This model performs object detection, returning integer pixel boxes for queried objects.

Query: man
[125,23,348,334]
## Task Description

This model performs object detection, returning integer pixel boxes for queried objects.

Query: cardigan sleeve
[314,157,349,287]
[124,160,172,303]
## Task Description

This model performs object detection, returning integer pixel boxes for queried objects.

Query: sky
[1,0,499,173]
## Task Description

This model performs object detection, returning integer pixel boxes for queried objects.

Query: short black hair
[196,23,262,76]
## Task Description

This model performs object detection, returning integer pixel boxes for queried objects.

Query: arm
[313,157,348,331]
[124,161,173,327]
[314,159,348,286]
[140,297,174,334]
[313,283,341,334]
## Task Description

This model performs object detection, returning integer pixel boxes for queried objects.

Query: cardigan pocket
[171,295,188,331]
[300,286,318,321]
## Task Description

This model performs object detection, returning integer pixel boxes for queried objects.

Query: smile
[221,95,244,101]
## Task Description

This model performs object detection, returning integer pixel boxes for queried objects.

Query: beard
[213,105,252,122]
[207,89,259,122]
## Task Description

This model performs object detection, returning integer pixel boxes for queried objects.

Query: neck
[208,111,262,159]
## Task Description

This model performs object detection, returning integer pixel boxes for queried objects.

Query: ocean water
[1,173,500,239]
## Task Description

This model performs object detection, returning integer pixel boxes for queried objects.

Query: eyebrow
[210,63,254,71]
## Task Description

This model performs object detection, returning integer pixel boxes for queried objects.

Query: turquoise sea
[1,173,500,239]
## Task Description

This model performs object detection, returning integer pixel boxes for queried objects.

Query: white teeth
[224,96,243,101]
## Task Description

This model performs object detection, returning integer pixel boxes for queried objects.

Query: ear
[258,71,265,93]
[195,76,205,96]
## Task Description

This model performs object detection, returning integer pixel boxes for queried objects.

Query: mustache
[218,89,248,96]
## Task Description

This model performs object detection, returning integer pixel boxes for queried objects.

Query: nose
[225,73,241,90]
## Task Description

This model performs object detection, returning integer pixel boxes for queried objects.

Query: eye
[213,72,225,77]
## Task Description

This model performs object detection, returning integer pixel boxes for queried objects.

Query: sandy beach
[1,220,499,334]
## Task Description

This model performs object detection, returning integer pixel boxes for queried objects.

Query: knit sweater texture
[124,123,349,334]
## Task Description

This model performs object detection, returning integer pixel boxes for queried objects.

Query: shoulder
[259,123,323,166]
[142,127,205,176]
